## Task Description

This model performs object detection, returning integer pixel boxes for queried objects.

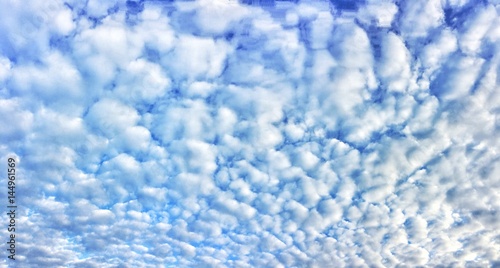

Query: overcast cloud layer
[1,0,499,267]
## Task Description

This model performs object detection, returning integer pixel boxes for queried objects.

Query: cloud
[0,0,499,267]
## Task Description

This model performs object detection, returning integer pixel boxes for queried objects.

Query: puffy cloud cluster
[1,0,499,267]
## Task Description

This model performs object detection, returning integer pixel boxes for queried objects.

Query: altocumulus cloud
[0,0,499,267]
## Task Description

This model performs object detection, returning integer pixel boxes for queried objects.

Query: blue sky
[1,0,499,267]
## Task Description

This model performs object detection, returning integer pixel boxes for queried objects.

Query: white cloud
[458,4,497,55]
[114,58,171,104]
[357,1,398,28]
[377,32,411,93]
[194,0,251,35]
[0,98,34,141]
[86,98,140,137]
[398,0,444,39]
[165,35,231,81]
[1,0,499,267]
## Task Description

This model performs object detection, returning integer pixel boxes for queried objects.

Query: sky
[0,0,499,267]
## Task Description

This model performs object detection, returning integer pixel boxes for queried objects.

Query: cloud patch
[0,0,499,267]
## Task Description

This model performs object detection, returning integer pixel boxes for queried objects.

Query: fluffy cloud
[1,0,499,267]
